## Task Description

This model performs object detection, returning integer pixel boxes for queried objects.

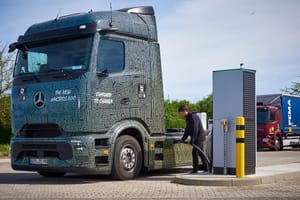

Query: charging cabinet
[212,69,256,175]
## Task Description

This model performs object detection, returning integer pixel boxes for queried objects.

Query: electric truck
[9,6,195,179]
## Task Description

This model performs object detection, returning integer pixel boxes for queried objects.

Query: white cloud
[1,0,299,102]
[158,0,300,102]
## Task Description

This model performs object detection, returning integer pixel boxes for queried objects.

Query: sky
[0,0,300,102]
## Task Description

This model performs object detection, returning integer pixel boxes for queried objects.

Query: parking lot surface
[0,150,299,199]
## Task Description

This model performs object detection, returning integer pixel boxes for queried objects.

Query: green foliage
[165,100,187,129]
[197,94,213,120]
[0,43,14,96]
[0,95,12,144]
[0,43,14,144]
[164,95,213,129]
[0,144,10,157]
[282,78,300,95]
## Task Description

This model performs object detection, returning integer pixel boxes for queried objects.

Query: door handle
[121,98,130,105]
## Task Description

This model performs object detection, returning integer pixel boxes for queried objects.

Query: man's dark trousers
[192,142,209,172]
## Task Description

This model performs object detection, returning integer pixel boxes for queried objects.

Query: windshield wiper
[43,66,73,79]
[19,73,40,83]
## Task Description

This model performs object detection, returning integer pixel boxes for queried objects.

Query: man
[178,105,209,174]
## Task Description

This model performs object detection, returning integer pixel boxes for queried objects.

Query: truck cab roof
[9,6,158,52]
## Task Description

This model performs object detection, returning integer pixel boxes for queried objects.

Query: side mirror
[9,42,17,53]
[96,68,109,77]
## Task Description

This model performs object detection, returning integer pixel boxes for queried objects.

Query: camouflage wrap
[10,7,192,175]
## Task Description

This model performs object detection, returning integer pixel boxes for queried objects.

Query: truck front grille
[19,124,63,137]
[22,144,57,149]
[13,142,73,160]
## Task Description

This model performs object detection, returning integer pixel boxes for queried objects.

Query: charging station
[197,112,207,130]
[212,69,256,175]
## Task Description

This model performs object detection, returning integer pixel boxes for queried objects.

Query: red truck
[257,94,300,150]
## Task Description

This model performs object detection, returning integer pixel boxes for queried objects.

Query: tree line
[0,96,12,144]
[0,44,14,144]
[165,95,212,129]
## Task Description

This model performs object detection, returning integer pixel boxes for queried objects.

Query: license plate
[30,158,48,165]
[262,138,270,143]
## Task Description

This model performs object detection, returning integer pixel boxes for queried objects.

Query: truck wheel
[272,136,281,151]
[38,171,66,177]
[112,135,142,180]
[279,137,283,150]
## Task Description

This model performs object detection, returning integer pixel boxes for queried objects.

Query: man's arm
[181,128,189,141]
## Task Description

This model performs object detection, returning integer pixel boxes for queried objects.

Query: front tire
[272,136,282,151]
[112,135,142,180]
[38,171,66,177]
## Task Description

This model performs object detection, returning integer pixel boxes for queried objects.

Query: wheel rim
[275,137,280,149]
[120,145,136,170]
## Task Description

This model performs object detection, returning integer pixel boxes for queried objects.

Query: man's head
[178,105,189,117]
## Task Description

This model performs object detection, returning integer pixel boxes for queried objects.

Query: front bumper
[10,135,112,175]
[257,137,275,148]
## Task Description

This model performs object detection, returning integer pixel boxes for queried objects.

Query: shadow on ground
[0,167,192,185]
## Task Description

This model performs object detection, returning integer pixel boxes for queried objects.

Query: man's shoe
[203,167,209,172]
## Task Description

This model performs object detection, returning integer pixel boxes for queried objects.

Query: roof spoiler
[117,6,154,15]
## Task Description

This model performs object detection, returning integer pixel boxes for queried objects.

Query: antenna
[55,8,62,21]
[109,2,113,27]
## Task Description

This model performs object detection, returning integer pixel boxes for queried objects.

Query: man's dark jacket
[181,112,206,144]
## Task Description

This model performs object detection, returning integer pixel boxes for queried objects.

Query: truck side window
[270,111,276,121]
[98,40,124,73]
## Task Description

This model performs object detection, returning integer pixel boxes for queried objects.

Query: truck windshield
[257,108,269,124]
[15,36,92,76]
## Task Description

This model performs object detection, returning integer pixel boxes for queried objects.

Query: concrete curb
[0,159,10,164]
[172,170,300,186]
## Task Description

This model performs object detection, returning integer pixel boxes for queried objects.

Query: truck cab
[257,94,300,150]
[257,105,282,150]
[9,6,193,179]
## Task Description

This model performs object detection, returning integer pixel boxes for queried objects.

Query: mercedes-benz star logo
[34,92,45,107]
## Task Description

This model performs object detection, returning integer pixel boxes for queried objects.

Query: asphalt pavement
[0,150,299,199]
[174,148,300,186]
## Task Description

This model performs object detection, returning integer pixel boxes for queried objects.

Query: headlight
[71,140,86,151]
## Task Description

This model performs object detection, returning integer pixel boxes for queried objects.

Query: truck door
[91,38,125,130]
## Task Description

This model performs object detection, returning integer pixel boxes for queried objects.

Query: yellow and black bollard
[236,116,245,178]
